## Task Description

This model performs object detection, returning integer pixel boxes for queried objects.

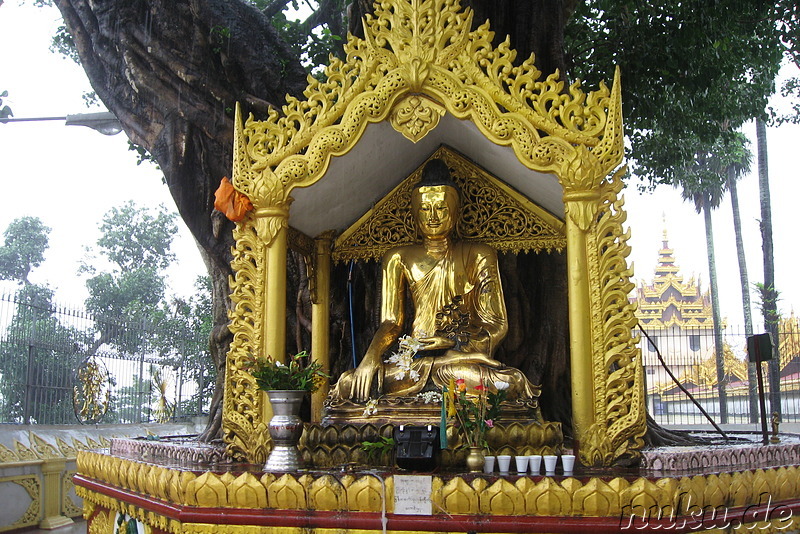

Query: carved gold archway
[333,146,566,263]
[224,0,645,467]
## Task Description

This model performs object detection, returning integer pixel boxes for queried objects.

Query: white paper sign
[393,474,432,515]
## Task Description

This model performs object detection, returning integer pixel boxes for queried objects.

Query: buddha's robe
[332,241,539,400]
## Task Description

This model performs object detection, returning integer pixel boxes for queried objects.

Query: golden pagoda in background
[633,223,719,397]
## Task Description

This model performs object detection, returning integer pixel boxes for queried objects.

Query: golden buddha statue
[330,159,539,405]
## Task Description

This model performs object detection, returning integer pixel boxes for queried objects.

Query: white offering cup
[528,455,542,475]
[497,455,512,474]
[483,455,496,474]
[543,454,558,473]
[514,455,529,474]
[561,454,576,474]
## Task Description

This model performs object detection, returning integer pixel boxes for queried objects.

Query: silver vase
[264,389,306,471]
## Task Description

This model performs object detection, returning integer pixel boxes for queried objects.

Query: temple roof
[634,225,714,329]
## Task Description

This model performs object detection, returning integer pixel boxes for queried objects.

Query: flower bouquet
[446,378,508,449]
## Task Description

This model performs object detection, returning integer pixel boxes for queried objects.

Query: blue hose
[348,260,358,368]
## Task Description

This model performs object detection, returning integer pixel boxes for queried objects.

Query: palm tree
[756,118,781,417]
[723,133,759,422]
[678,141,729,423]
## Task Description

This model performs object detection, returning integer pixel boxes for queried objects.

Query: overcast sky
[2,2,799,329]
[0,3,206,304]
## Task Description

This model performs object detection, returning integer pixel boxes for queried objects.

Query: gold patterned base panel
[301,421,563,468]
[75,444,800,534]
[323,397,541,426]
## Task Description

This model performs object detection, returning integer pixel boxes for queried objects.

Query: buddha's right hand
[350,357,380,402]
[419,335,457,351]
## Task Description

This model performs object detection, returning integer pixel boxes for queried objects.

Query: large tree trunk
[727,168,759,423]
[465,0,574,77]
[756,118,781,416]
[54,0,310,440]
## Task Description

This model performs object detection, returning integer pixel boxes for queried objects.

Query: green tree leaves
[80,203,215,419]
[676,132,753,211]
[0,202,211,424]
[80,202,176,355]
[565,0,784,187]
[92,201,177,273]
[0,216,51,284]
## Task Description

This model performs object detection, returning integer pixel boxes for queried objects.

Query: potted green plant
[248,351,327,471]
[249,350,326,392]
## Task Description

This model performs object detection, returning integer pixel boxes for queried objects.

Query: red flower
[485,419,494,428]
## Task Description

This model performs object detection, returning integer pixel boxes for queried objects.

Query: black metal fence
[0,290,214,425]
[640,323,800,426]
[6,285,797,430]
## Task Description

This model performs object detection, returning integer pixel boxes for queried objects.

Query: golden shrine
[220,0,644,469]
[633,229,800,410]
[72,0,800,532]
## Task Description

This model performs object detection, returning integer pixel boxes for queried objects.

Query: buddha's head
[412,159,460,239]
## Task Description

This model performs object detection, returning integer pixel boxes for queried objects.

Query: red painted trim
[74,474,800,533]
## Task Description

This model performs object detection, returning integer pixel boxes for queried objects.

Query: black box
[747,333,773,363]
[393,425,440,471]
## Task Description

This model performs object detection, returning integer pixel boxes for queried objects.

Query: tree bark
[703,195,728,424]
[756,118,781,417]
[465,0,574,77]
[727,168,759,423]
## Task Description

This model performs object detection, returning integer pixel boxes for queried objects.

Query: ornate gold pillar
[311,232,334,422]
[257,207,290,363]
[39,458,73,529]
[562,187,600,465]
[561,145,647,467]
[255,205,290,425]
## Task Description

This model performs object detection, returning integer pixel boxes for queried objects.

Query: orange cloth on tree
[214,177,253,222]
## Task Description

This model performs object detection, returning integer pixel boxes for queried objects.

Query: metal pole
[1,112,122,135]
[197,370,204,416]
[137,349,146,424]
[23,307,39,425]
[176,355,185,422]
[2,116,66,122]
[23,340,35,424]
[756,358,769,445]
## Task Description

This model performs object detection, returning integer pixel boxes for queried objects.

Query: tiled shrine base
[75,436,800,534]
[641,435,800,472]
[108,420,564,470]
